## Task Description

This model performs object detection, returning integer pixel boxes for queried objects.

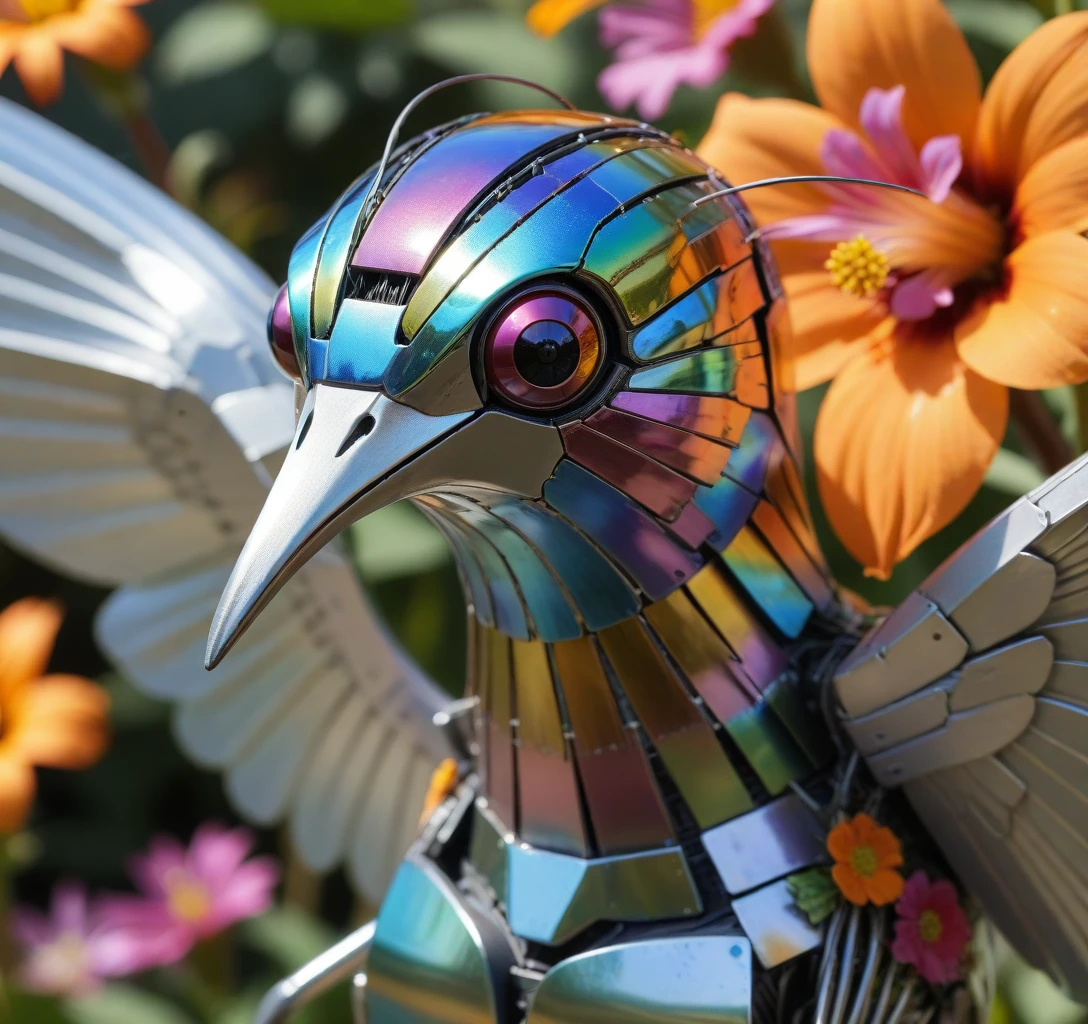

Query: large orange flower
[0,0,149,106]
[0,598,110,833]
[698,0,1088,578]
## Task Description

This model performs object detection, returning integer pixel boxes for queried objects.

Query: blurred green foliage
[2,0,1087,1021]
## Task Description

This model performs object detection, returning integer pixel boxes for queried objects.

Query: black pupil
[513,320,580,388]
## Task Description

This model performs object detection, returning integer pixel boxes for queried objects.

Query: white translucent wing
[835,453,1088,997]
[0,99,453,902]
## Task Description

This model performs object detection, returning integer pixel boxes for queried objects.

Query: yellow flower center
[825,235,889,299]
[919,909,944,944]
[164,869,212,924]
[691,0,741,39]
[850,844,879,877]
[17,0,78,20]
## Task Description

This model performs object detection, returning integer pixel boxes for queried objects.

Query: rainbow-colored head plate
[208,106,824,667]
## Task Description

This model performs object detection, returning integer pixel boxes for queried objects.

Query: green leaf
[350,502,451,583]
[947,0,1044,50]
[67,986,195,1024]
[256,0,411,31]
[8,991,70,1024]
[787,867,839,925]
[155,2,276,85]
[240,907,337,973]
[985,448,1046,497]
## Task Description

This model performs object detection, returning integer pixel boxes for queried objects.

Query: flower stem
[1009,389,1073,477]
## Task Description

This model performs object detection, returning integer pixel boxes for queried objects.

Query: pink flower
[891,871,972,984]
[764,84,999,323]
[597,0,776,120]
[11,882,146,996]
[101,823,279,969]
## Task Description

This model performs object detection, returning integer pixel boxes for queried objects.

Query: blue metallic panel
[544,461,704,600]
[693,474,759,553]
[368,856,513,1024]
[628,346,751,395]
[721,526,813,639]
[286,218,323,384]
[418,506,495,628]
[722,411,778,493]
[526,937,751,1024]
[321,299,404,386]
[506,843,701,946]
[486,499,641,631]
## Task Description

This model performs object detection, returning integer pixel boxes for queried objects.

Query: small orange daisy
[827,812,904,907]
[0,0,150,107]
[418,757,459,826]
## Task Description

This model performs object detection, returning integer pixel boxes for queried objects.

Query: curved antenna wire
[362,74,578,221]
[692,175,927,207]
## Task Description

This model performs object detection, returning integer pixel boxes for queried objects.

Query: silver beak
[205,383,471,669]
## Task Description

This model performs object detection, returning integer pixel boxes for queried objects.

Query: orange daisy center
[164,869,212,924]
[849,843,879,877]
[691,0,741,39]
[826,236,889,298]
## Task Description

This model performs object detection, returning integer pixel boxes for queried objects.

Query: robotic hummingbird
[1,76,1087,1024]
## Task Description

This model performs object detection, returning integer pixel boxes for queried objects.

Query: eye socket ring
[483,286,605,411]
[268,283,302,381]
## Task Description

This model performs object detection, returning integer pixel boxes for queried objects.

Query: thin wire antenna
[692,174,927,208]
[362,74,578,221]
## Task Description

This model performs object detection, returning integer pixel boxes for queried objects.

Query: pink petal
[191,824,252,884]
[858,86,924,190]
[821,129,889,185]
[9,907,52,948]
[890,273,953,320]
[52,882,90,935]
[207,858,278,931]
[919,135,963,202]
[895,871,930,918]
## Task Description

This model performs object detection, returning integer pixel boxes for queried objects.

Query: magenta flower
[891,871,972,984]
[102,823,279,968]
[597,0,776,120]
[11,883,144,996]
[763,84,978,322]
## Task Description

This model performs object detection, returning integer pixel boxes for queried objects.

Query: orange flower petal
[849,812,877,844]
[865,868,906,906]
[1014,137,1088,238]
[815,333,1007,579]
[0,754,35,835]
[868,824,904,867]
[12,28,64,105]
[806,0,980,154]
[418,757,458,826]
[525,0,608,36]
[975,12,1088,205]
[49,6,148,70]
[11,675,110,770]
[956,232,1088,391]
[832,862,869,906]
[697,93,845,228]
[827,819,858,863]
[0,597,62,699]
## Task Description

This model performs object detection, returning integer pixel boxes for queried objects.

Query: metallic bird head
[207,81,910,668]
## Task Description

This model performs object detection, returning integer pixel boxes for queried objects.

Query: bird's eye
[267,284,302,381]
[484,287,604,411]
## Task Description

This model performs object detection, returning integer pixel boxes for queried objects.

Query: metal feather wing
[0,98,453,901]
[835,453,1088,996]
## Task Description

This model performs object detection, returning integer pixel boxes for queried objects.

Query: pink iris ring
[484,288,603,411]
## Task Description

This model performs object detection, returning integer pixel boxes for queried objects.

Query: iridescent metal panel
[627,342,765,397]
[763,449,827,569]
[482,628,517,828]
[598,618,754,827]
[722,526,813,639]
[552,637,676,853]
[702,794,826,895]
[367,856,514,1024]
[611,390,751,444]
[401,135,665,340]
[685,563,788,691]
[732,878,823,969]
[512,639,589,856]
[506,843,702,946]
[484,498,640,631]
[663,502,717,550]
[543,461,704,600]
[693,474,760,553]
[752,499,834,612]
[560,422,696,521]
[285,218,323,383]
[584,407,732,486]
[419,507,494,627]
[586,144,706,205]
[724,701,810,796]
[321,299,403,386]
[526,937,751,1024]
[352,120,594,276]
[630,272,761,363]
[721,411,779,492]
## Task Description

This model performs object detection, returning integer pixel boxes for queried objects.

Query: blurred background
[1,0,1086,1021]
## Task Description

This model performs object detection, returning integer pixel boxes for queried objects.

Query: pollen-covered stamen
[825,235,889,299]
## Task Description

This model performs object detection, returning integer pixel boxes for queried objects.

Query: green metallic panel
[367,856,512,1024]
[527,937,751,1024]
